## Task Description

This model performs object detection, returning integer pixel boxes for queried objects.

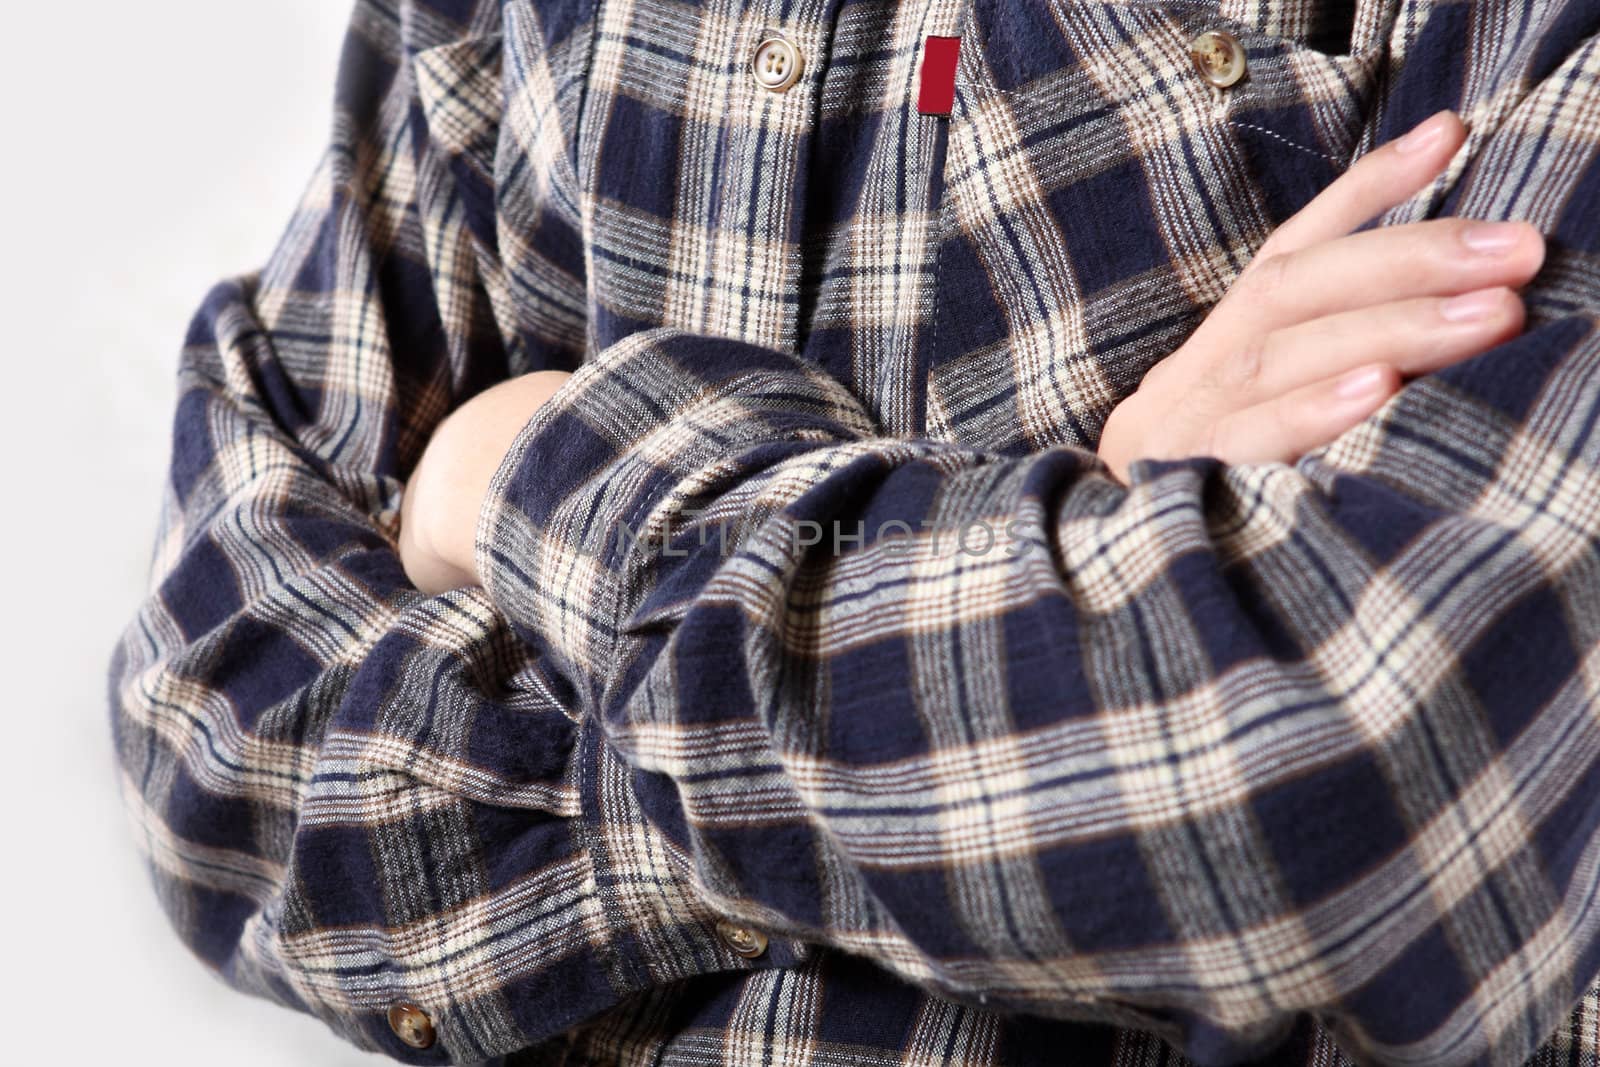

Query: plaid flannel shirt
[109,0,1600,1062]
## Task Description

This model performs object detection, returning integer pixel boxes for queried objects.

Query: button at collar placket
[1190,29,1248,88]
[752,36,804,92]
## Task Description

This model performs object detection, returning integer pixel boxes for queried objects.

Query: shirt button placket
[710,4,830,351]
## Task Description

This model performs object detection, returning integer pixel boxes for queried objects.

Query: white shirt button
[752,36,804,92]
[1190,29,1248,88]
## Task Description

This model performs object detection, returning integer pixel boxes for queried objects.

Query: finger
[1216,287,1525,406]
[1206,363,1401,467]
[1256,110,1467,259]
[1210,217,1544,339]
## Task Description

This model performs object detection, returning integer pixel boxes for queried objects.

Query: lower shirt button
[388,1003,437,1050]
[716,920,770,959]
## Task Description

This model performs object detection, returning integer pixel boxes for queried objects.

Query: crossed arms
[111,2,1600,1064]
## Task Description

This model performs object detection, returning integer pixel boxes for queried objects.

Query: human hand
[399,370,572,594]
[1097,111,1546,484]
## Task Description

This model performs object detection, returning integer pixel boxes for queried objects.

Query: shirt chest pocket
[924,0,1389,456]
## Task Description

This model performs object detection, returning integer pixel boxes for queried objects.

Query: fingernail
[1439,289,1505,323]
[1462,221,1525,256]
[1395,112,1448,155]
[1335,366,1387,400]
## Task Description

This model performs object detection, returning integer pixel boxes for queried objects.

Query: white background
[2,2,386,1063]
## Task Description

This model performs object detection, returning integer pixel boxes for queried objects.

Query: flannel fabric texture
[110,0,1600,1063]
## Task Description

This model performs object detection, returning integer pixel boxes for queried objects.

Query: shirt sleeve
[107,3,598,1061]
[473,21,1600,1067]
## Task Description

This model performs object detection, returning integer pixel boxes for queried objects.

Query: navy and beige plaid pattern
[110,0,1600,1063]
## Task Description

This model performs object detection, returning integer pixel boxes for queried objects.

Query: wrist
[399,446,479,593]
[403,371,574,595]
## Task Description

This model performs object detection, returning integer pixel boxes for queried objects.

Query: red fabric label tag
[918,36,961,116]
